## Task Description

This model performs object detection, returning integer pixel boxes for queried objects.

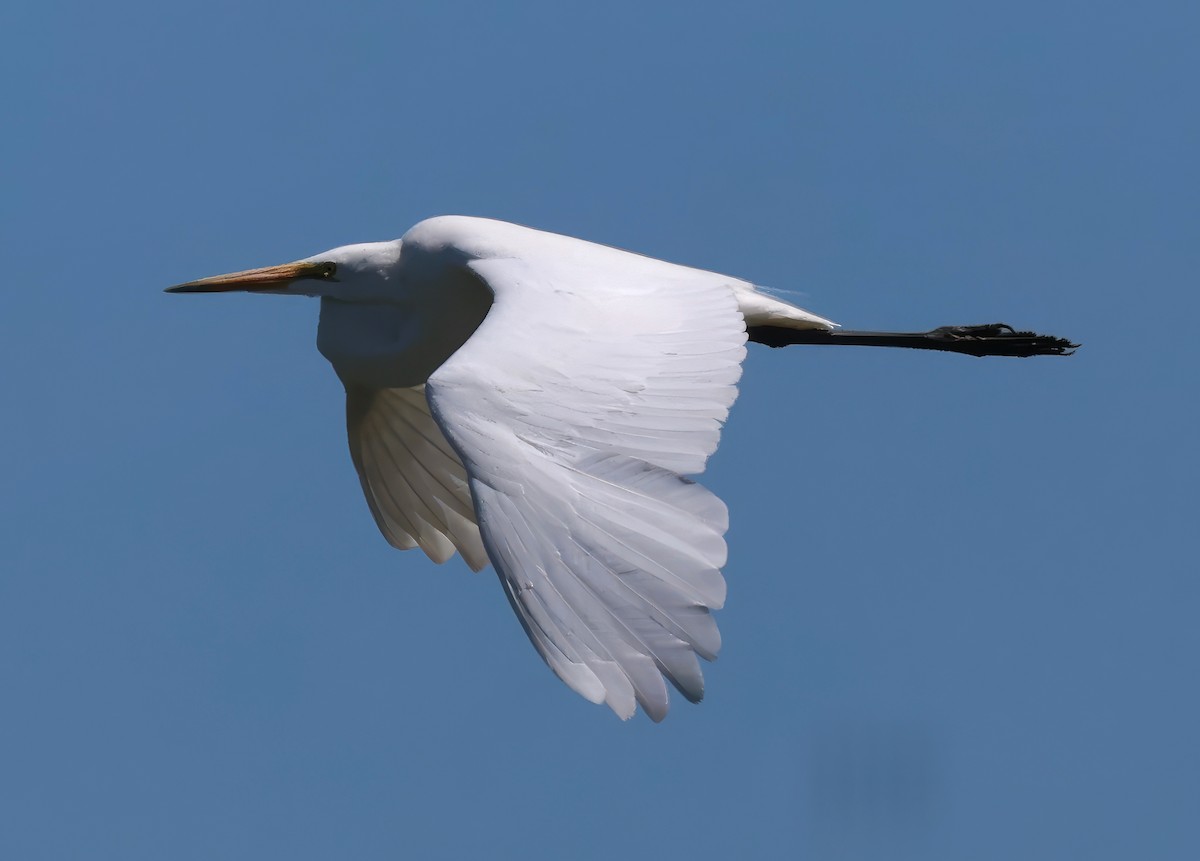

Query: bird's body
[313,217,833,391]
[169,215,1075,721]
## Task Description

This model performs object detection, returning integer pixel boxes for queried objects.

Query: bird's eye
[321,263,337,279]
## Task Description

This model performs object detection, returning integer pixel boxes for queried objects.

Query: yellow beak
[165,261,330,293]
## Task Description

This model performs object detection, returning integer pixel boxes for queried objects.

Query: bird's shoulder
[401,216,732,284]
[400,215,556,262]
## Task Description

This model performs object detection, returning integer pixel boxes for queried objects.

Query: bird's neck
[317,287,492,390]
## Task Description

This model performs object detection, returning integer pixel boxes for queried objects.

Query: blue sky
[2,1,1196,858]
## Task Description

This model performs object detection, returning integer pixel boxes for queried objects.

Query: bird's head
[166,240,403,302]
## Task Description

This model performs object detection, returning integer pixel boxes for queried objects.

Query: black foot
[926,324,1079,357]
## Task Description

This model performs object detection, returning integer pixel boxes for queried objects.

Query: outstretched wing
[426,250,747,720]
[346,385,488,571]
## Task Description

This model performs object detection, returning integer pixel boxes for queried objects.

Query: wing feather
[425,242,747,720]
[346,386,488,571]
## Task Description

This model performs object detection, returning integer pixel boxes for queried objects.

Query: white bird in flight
[169,215,1075,721]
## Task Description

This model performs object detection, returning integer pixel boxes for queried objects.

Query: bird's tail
[746,322,1078,358]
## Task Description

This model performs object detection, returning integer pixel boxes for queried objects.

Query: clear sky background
[1,1,1196,858]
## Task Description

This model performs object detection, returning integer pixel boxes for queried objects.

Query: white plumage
[169,216,839,720]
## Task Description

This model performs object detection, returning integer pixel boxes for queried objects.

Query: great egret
[168,216,1075,721]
